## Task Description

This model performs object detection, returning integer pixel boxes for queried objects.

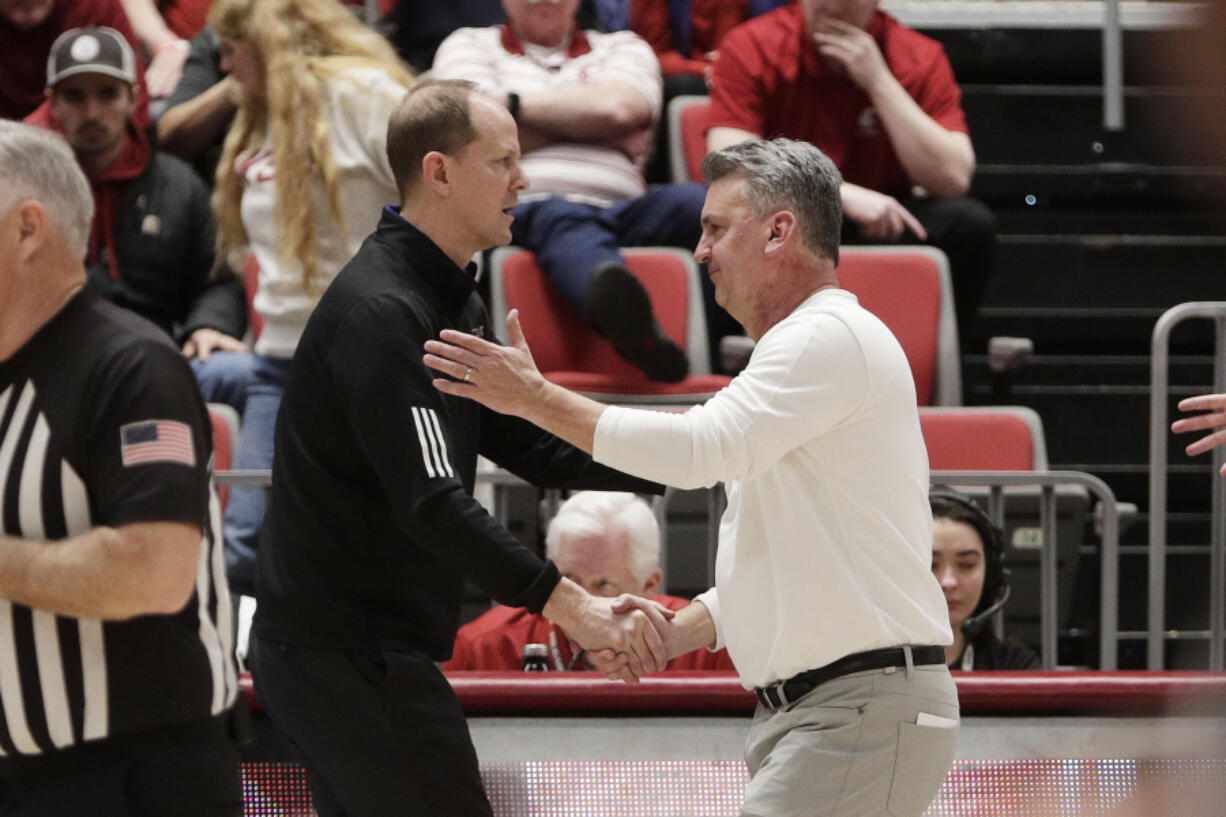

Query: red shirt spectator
[703,1,993,337]
[445,491,736,673]
[707,3,966,196]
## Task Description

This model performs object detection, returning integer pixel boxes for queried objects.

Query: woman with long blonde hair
[208,0,413,598]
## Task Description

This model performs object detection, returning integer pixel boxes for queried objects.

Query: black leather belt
[755,645,946,710]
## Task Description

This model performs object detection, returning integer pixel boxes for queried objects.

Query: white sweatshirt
[593,288,952,688]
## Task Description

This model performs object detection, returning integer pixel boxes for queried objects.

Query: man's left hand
[813,20,890,92]
[425,310,546,416]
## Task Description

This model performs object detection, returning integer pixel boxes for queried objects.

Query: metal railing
[931,470,1120,670]
[1148,302,1226,670]
[1103,0,1123,130]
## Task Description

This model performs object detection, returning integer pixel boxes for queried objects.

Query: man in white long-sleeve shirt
[424,137,959,817]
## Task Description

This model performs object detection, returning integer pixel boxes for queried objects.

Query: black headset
[929,490,1010,640]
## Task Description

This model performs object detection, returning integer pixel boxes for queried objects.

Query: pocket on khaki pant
[885,720,958,816]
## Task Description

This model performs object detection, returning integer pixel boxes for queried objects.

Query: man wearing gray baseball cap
[46,23,139,85]
[36,26,252,416]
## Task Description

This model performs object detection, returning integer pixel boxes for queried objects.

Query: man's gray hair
[0,121,94,258]
[545,492,660,587]
[702,138,843,263]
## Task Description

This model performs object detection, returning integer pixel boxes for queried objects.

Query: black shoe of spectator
[588,261,689,383]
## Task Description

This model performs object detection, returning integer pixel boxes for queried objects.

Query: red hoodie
[29,110,152,281]
[85,123,153,282]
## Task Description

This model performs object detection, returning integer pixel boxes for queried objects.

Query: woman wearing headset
[931,492,1040,671]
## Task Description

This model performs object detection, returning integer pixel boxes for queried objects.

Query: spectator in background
[118,0,214,100]
[378,0,609,72]
[930,492,1040,671]
[432,0,708,383]
[207,0,413,599]
[35,27,250,414]
[705,0,996,343]
[0,0,149,124]
[156,27,234,184]
[446,492,735,672]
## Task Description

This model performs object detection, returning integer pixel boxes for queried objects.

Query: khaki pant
[742,664,959,817]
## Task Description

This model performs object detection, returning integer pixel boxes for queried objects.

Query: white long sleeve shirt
[593,289,952,688]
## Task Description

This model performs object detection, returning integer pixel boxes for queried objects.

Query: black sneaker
[588,261,690,383]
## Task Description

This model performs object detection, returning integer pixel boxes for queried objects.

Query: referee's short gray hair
[545,492,660,587]
[0,121,94,259]
[701,137,843,264]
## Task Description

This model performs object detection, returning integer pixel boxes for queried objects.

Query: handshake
[542,577,683,683]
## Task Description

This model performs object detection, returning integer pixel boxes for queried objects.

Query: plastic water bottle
[522,643,549,672]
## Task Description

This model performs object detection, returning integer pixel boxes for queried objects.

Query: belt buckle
[759,680,789,710]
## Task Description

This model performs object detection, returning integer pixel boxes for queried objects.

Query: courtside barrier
[235,672,1226,816]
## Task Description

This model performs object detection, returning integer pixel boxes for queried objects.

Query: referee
[0,123,241,813]
[249,81,672,817]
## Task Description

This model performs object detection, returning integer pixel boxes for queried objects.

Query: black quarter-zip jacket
[253,208,661,659]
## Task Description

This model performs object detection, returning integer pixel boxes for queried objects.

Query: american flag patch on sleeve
[119,420,197,467]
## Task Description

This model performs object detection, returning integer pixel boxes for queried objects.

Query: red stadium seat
[838,246,961,406]
[488,247,730,404]
[668,95,716,184]
[207,403,240,509]
[919,406,1048,471]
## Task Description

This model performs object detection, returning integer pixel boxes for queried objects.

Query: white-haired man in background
[446,491,734,672]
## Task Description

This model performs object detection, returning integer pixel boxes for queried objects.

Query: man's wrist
[542,576,586,629]
[864,68,904,107]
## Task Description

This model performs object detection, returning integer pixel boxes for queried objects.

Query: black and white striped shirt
[0,290,236,757]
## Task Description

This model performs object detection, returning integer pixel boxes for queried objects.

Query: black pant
[249,633,493,817]
[0,729,241,816]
